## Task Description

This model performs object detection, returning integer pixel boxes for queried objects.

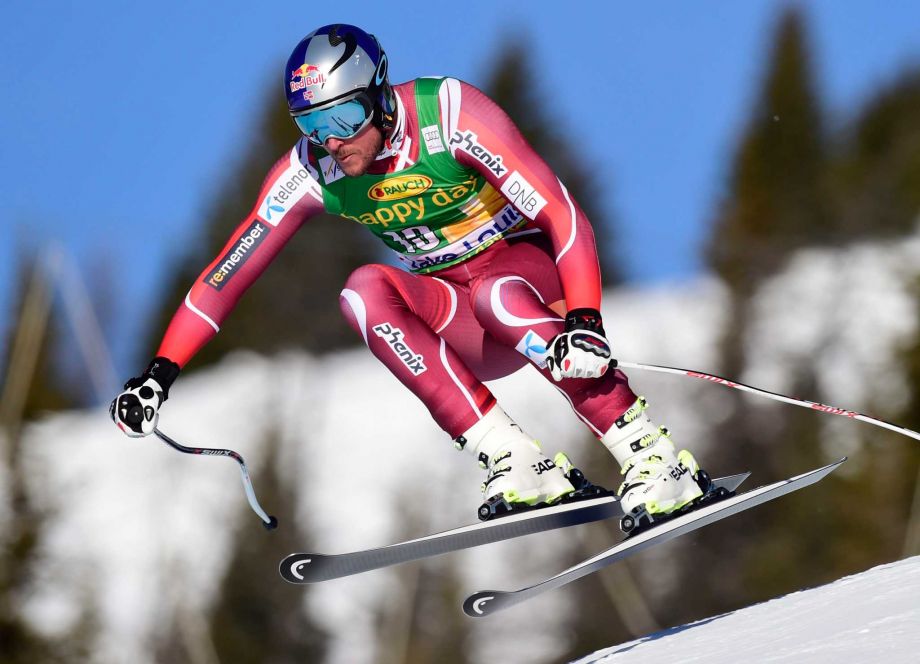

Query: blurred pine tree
[673,6,835,620]
[831,68,920,239]
[682,5,920,627]
[707,8,831,295]
[1,250,75,426]
[0,250,97,662]
[203,434,328,664]
[376,544,473,664]
[893,276,920,558]
[364,476,473,664]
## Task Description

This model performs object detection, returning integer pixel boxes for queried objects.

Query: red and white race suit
[156,79,639,438]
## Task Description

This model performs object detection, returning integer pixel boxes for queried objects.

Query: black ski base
[619,469,735,537]
[477,466,615,522]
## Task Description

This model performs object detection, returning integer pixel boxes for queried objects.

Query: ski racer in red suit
[110,24,707,518]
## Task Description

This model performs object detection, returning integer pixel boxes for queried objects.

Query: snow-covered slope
[574,556,920,664]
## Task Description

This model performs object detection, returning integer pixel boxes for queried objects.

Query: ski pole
[617,360,920,444]
[153,428,278,530]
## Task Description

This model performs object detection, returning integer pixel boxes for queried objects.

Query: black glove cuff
[565,308,605,335]
[144,356,181,398]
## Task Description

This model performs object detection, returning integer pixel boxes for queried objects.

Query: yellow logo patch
[368,175,433,201]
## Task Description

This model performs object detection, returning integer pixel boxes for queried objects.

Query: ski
[280,495,619,584]
[463,458,845,618]
[280,473,750,584]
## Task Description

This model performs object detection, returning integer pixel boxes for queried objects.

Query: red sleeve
[439,79,602,312]
[156,145,326,366]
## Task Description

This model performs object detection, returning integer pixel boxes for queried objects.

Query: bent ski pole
[616,360,920,443]
[153,428,278,530]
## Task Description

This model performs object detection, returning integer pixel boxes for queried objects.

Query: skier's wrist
[142,356,181,399]
[564,308,605,337]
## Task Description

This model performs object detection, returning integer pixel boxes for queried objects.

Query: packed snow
[574,555,920,664]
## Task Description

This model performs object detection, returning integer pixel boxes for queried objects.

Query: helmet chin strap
[376,91,404,158]
[373,90,396,132]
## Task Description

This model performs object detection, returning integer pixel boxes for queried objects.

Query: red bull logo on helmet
[290,63,326,93]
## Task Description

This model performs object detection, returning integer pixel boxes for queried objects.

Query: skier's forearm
[156,303,219,368]
[156,148,324,367]
[155,214,297,367]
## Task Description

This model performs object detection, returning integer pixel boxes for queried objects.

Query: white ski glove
[545,308,615,381]
[109,357,180,437]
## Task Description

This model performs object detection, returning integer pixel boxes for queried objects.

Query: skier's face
[324,124,384,177]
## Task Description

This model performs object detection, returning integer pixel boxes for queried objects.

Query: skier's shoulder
[291,139,321,180]
[251,142,324,221]
[395,76,485,100]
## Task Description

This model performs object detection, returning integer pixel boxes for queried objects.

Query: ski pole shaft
[153,428,278,529]
[617,360,920,443]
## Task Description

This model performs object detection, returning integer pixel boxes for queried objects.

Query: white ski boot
[601,397,705,516]
[455,407,575,517]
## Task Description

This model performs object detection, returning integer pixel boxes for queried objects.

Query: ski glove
[109,357,180,437]
[546,308,615,381]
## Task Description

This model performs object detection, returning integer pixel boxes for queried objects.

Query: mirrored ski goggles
[292,97,373,146]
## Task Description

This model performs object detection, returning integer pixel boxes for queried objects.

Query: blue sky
[1,1,919,375]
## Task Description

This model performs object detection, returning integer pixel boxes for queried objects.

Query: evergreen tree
[0,250,97,663]
[674,7,834,619]
[1,250,74,426]
[481,38,622,285]
[707,8,831,295]
[702,6,831,476]
[144,79,378,371]
[687,7,920,624]
[831,68,920,239]
[558,529,657,660]
[369,483,472,664]
[891,276,920,558]
[0,438,58,664]
[203,434,328,664]
[389,559,472,664]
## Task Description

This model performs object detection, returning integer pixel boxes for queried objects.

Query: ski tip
[463,591,510,618]
[279,553,322,584]
[821,456,848,473]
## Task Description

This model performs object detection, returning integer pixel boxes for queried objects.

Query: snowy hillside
[13,226,920,663]
[573,556,920,664]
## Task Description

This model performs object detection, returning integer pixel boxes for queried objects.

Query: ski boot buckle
[619,505,654,535]
[559,467,615,504]
[478,493,515,521]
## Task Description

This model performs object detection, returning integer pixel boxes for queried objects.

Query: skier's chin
[329,125,384,177]
[335,152,373,177]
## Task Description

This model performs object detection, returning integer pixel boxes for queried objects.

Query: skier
[110,23,707,518]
